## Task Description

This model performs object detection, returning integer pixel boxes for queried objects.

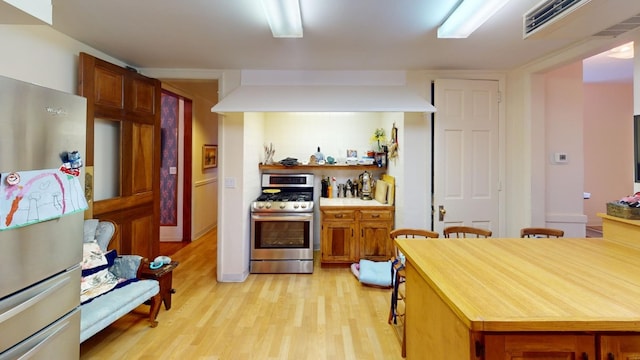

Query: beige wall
[583,82,634,225]
[0,25,124,92]
[543,62,587,236]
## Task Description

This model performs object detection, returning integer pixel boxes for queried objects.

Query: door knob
[439,205,446,221]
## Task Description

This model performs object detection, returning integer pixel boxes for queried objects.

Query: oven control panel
[251,201,314,213]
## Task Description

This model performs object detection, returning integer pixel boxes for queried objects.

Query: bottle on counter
[315,146,324,162]
[321,178,329,198]
[331,177,337,198]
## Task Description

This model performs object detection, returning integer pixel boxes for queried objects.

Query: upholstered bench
[80,220,161,343]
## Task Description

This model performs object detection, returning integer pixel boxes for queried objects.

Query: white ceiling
[2,0,637,79]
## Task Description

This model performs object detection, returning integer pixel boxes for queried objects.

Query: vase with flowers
[370,128,386,153]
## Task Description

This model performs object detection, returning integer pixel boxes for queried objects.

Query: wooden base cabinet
[320,206,394,264]
[484,334,594,360]
[483,334,640,360]
[359,209,394,261]
[600,335,640,360]
[321,209,357,262]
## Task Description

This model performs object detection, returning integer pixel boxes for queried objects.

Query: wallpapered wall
[160,92,178,225]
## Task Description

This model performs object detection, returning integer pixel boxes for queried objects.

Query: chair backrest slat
[443,226,492,238]
[520,227,564,238]
[390,228,440,240]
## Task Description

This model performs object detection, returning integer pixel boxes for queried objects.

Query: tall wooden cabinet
[78,52,161,259]
[320,200,394,264]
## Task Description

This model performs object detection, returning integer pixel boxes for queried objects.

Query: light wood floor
[80,229,403,359]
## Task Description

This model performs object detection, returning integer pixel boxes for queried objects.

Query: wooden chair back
[443,226,492,238]
[520,227,564,238]
[390,228,440,240]
[390,228,439,256]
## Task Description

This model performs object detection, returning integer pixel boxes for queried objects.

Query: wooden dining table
[395,236,640,359]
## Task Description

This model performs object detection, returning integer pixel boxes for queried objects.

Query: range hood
[211,85,436,113]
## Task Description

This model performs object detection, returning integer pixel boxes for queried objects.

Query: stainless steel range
[250,174,315,274]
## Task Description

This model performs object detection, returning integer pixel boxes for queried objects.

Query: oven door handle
[251,213,313,221]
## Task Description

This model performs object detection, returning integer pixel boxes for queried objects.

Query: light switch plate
[224,177,236,188]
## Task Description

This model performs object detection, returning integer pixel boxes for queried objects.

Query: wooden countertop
[395,237,640,332]
[319,197,392,208]
[598,212,640,226]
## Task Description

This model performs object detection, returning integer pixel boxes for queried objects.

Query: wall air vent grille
[593,14,640,37]
[524,0,584,36]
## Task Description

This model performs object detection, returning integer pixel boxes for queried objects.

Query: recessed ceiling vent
[523,0,640,39]
[524,0,583,37]
[593,14,640,37]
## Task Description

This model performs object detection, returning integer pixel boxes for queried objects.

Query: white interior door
[433,79,500,235]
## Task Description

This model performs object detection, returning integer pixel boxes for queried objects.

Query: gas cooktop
[251,173,315,213]
[256,192,312,202]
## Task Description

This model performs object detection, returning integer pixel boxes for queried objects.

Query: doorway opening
[160,89,193,244]
[582,42,634,236]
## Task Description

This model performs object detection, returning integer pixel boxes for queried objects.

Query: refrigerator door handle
[0,277,71,323]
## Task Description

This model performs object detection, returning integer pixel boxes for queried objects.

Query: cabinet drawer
[322,210,356,220]
[360,210,392,221]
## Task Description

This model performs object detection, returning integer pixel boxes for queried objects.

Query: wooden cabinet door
[484,334,594,360]
[321,222,356,262]
[359,220,392,261]
[359,209,393,261]
[79,52,160,259]
[600,335,640,360]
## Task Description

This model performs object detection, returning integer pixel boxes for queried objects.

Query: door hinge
[497,91,502,103]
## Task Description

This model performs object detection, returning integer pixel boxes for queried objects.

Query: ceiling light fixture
[438,0,511,38]
[261,0,303,38]
[607,42,634,59]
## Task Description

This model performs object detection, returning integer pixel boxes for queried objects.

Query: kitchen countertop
[319,197,391,207]
[395,237,640,332]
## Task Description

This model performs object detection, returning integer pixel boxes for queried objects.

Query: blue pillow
[358,259,392,287]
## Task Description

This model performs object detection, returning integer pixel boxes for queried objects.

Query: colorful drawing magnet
[5,172,20,185]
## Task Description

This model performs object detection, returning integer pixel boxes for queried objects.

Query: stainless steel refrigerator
[0,75,86,359]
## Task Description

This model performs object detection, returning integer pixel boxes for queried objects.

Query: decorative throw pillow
[81,241,107,270]
[81,268,119,303]
[81,248,117,278]
[80,241,119,303]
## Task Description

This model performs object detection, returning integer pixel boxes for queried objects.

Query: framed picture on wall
[203,144,218,169]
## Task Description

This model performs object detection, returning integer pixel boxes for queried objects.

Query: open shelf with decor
[259,163,385,171]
